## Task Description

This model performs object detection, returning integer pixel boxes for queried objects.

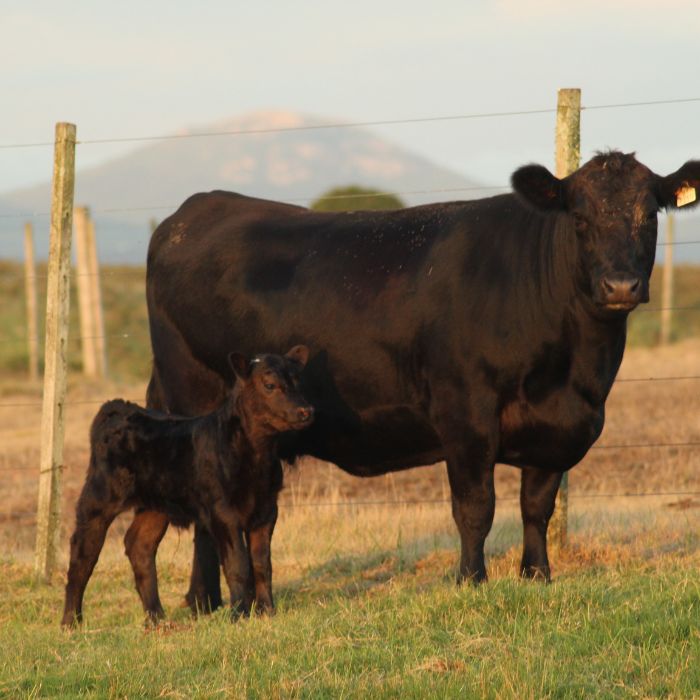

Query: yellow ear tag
[676,185,697,207]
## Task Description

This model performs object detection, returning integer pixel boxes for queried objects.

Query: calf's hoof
[144,609,167,628]
[252,601,275,617]
[229,599,253,621]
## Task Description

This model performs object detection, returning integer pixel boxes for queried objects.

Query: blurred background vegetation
[1,260,698,384]
[311,185,405,212]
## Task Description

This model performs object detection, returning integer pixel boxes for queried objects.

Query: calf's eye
[264,382,276,391]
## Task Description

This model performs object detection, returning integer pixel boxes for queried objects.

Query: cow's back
[147,192,467,388]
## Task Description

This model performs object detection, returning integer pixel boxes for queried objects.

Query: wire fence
[0,92,698,554]
[3,488,700,522]
[2,95,700,150]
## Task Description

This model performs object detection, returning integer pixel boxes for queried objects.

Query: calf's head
[228,345,314,436]
[512,152,700,314]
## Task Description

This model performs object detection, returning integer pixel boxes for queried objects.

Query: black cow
[61,347,312,627]
[144,151,700,610]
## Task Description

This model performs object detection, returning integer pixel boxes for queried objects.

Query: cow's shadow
[274,516,523,606]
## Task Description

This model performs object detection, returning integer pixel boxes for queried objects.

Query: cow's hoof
[520,565,552,582]
[183,593,220,616]
[457,570,487,586]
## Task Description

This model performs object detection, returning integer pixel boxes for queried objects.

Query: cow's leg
[184,525,223,614]
[430,381,498,584]
[446,448,496,584]
[211,510,252,618]
[124,510,170,623]
[62,503,118,627]
[247,510,278,614]
[519,467,563,581]
[146,349,226,614]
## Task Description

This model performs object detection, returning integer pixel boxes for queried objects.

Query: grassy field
[1,506,699,698]
[0,261,699,697]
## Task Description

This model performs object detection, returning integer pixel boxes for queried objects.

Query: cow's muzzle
[598,273,647,311]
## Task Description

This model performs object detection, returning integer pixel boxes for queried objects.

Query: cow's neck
[511,210,630,401]
[552,217,629,401]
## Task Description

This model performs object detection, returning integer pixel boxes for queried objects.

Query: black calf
[61,346,312,627]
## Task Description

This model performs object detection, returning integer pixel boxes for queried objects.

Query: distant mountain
[1,110,697,264]
[0,111,489,264]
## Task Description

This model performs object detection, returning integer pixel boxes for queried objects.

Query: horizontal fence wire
[1,492,700,521]
[1,96,700,150]
[0,374,700,411]
[0,332,138,347]
[278,490,700,507]
[0,437,698,454]
[0,216,697,249]
[0,309,698,348]
[2,270,146,281]
[0,372,700,412]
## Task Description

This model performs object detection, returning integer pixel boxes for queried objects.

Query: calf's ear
[227,352,250,380]
[656,161,700,210]
[285,345,310,368]
[511,164,568,211]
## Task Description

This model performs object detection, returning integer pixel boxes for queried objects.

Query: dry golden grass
[0,338,698,575]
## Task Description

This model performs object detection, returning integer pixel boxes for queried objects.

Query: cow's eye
[264,382,276,391]
[645,210,658,222]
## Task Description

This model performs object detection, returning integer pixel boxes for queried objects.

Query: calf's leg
[519,467,563,581]
[247,512,277,614]
[124,510,170,623]
[62,503,118,627]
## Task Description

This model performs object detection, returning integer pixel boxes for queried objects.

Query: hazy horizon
[2,1,699,196]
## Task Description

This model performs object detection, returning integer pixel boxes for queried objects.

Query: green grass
[1,543,699,699]
[0,261,148,384]
[1,261,699,384]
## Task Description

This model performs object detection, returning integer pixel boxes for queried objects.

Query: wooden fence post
[87,215,107,377]
[549,88,581,550]
[74,206,98,377]
[24,222,39,381]
[34,122,76,581]
[660,214,674,345]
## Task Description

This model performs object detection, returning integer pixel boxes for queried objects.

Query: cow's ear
[511,164,568,211]
[227,352,250,381]
[285,345,309,368]
[656,161,700,210]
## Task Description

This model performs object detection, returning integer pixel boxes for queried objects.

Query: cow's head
[511,151,700,315]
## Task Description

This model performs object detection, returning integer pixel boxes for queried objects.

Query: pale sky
[2,0,700,194]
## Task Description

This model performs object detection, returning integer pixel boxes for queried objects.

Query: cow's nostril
[602,278,616,295]
[629,278,640,293]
